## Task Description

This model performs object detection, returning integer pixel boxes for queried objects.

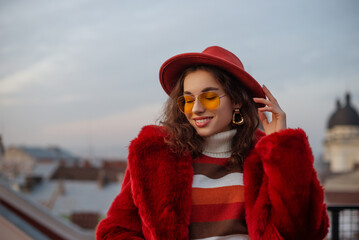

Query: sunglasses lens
[199,92,220,109]
[177,95,195,113]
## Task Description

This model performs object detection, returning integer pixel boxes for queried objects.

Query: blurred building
[323,93,359,173]
[1,146,79,179]
[320,92,359,203]
[320,92,359,240]
[0,143,126,232]
[33,159,126,229]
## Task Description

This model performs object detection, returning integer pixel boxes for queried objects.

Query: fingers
[257,106,274,112]
[253,98,272,107]
[253,98,276,113]
[255,85,287,135]
[258,111,271,134]
[262,85,277,103]
[253,85,284,114]
[252,85,277,105]
[253,85,278,105]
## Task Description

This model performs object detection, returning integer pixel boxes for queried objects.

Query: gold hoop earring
[232,108,244,126]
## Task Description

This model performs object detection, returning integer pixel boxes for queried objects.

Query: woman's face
[183,69,238,137]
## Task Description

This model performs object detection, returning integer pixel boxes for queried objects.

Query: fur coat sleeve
[95,168,145,239]
[244,128,329,239]
[96,125,193,240]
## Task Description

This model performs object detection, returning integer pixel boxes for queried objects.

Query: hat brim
[159,52,265,101]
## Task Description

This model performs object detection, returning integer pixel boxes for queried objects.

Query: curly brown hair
[161,65,259,168]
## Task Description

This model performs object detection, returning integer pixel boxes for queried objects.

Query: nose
[191,97,205,113]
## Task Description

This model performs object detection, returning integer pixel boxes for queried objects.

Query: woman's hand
[253,85,287,135]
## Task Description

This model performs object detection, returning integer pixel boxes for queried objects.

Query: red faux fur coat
[96,125,329,240]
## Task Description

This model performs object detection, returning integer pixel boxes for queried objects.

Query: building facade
[323,93,359,173]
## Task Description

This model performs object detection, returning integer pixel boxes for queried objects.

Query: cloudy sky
[1,0,358,159]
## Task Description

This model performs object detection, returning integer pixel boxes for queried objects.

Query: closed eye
[205,96,217,100]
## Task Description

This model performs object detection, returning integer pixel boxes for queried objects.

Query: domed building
[323,92,359,173]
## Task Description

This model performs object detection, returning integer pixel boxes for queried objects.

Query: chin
[197,132,212,138]
[195,128,221,138]
[194,126,232,138]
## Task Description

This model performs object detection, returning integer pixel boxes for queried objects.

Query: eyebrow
[183,87,220,95]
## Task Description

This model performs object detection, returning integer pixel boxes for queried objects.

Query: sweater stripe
[193,162,243,179]
[192,185,244,205]
[191,202,245,222]
[192,173,244,188]
[189,219,248,239]
[193,155,229,165]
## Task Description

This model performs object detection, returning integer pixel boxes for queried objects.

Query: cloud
[0,55,65,95]
[54,95,84,104]
[40,102,163,145]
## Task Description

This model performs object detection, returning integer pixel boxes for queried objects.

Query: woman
[96,46,329,239]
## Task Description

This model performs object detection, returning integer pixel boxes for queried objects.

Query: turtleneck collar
[202,129,237,158]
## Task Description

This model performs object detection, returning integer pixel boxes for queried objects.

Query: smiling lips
[193,117,213,127]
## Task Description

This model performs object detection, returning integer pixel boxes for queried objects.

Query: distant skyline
[1,0,359,159]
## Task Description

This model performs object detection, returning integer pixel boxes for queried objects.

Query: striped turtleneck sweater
[190,129,249,240]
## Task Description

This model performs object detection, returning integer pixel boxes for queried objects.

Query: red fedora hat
[159,46,265,100]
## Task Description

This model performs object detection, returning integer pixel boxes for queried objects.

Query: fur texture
[96,126,329,240]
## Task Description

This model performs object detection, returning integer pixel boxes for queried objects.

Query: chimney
[97,169,107,189]
[345,92,351,106]
[336,99,341,110]
[83,160,91,168]
[0,135,5,157]
[58,179,66,195]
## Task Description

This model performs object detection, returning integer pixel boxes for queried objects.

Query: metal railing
[327,206,359,240]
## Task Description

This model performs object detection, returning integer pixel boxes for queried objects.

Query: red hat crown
[201,46,245,71]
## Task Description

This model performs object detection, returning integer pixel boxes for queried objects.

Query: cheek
[184,113,192,122]
[221,110,233,125]
[218,104,234,119]
[221,101,235,122]
[217,108,234,128]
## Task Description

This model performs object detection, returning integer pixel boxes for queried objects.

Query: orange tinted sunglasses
[177,92,226,113]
